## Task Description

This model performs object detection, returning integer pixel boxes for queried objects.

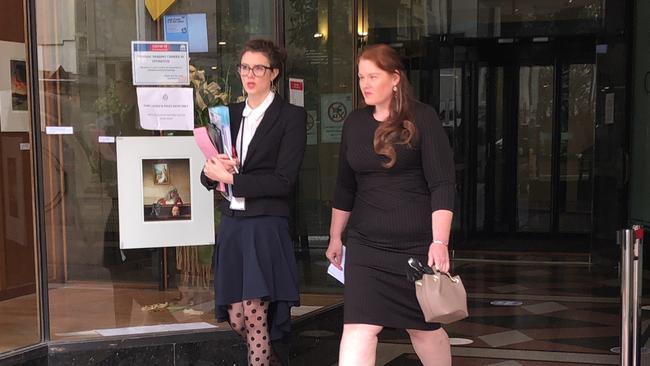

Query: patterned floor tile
[522,301,568,315]
[489,284,530,293]
[466,314,606,329]
[478,330,534,348]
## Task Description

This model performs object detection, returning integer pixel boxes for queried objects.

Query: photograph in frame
[0,41,29,132]
[10,60,27,111]
[116,136,215,249]
[153,162,170,184]
[142,159,191,222]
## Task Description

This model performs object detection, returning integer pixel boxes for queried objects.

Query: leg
[406,328,451,366]
[242,299,283,366]
[338,324,383,366]
[226,302,246,338]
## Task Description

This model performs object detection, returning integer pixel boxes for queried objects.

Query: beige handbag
[414,271,468,324]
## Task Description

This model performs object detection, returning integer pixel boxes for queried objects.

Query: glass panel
[471,0,604,38]
[440,67,463,231]
[285,0,353,293]
[365,2,465,235]
[517,65,554,232]
[558,64,595,232]
[0,0,40,352]
[35,0,273,340]
[493,67,507,232]
[476,66,488,231]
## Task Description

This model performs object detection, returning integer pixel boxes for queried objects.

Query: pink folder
[194,127,226,192]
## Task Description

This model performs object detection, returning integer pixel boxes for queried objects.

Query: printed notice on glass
[289,78,304,107]
[136,87,194,131]
[131,41,190,86]
[320,93,351,143]
[306,110,318,145]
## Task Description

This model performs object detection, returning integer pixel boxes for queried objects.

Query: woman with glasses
[201,39,307,366]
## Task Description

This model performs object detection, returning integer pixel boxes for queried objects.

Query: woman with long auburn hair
[326,44,455,365]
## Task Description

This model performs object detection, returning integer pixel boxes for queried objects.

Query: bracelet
[432,240,448,246]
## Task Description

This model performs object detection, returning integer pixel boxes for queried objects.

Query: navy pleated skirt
[214,215,300,340]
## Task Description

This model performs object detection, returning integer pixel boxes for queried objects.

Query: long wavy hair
[359,44,417,168]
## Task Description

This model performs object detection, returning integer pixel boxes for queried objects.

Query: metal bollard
[632,226,644,366]
[619,229,634,366]
[618,226,644,366]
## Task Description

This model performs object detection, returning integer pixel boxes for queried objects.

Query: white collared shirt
[236,91,275,166]
[230,91,275,211]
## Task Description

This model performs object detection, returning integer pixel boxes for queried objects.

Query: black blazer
[201,95,307,217]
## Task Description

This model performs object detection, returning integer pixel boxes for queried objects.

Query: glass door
[517,64,555,232]
[475,40,595,237]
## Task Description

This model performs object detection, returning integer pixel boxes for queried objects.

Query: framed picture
[116,136,215,249]
[10,60,27,111]
[0,41,29,132]
[152,162,170,184]
[142,158,191,222]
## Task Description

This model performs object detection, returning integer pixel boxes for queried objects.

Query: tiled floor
[365,255,646,365]
[2,247,649,365]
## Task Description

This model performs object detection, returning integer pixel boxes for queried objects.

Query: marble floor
[353,256,649,365]
[2,246,649,365]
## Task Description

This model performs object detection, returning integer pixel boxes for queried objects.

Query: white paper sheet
[95,322,216,337]
[137,87,194,131]
[326,245,346,284]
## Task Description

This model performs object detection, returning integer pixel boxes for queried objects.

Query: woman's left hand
[427,242,450,273]
[203,157,233,184]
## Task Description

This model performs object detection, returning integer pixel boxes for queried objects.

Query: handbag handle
[407,257,460,283]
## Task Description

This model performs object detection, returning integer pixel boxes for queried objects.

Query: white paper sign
[98,136,115,143]
[320,93,351,143]
[131,41,190,86]
[137,87,194,131]
[289,78,304,107]
[45,126,74,135]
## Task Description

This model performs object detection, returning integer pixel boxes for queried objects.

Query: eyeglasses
[237,63,273,77]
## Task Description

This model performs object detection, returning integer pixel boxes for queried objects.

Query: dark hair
[240,39,287,81]
[358,44,417,169]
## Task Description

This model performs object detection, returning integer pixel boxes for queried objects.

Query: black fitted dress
[333,102,455,330]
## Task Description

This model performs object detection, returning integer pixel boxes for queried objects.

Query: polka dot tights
[227,299,283,366]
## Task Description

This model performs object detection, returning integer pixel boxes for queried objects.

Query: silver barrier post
[632,226,644,366]
[620,228,634,366]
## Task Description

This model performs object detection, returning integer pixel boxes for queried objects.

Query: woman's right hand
[326,238,343,270]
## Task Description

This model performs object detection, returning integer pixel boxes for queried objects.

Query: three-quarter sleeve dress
[333,102,455,330]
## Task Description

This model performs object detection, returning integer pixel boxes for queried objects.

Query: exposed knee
[343,324,383,340]
[407,327,448,344]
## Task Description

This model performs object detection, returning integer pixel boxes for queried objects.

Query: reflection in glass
[440,68,463,230]
[476,67,488,231]
[35,0,274,340]
[285,0,354,246]
[493,68,506,232]
[0,0,40,353]
[517,66,554,232]
[559,64,595,232]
